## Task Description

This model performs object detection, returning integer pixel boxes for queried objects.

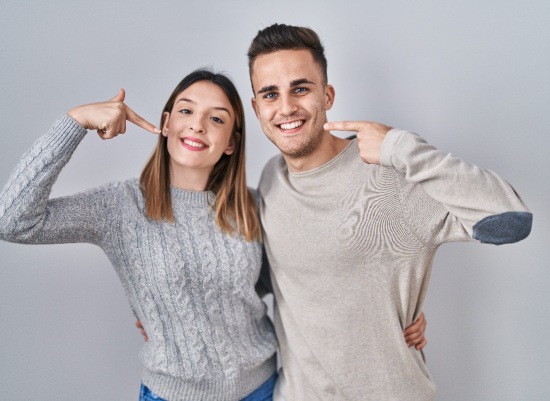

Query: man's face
[251,49,334,159]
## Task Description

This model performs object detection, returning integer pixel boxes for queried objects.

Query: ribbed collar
[287,139,356,179]
[170,186,215,208]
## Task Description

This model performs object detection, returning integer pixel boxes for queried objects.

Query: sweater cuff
[380,128,406,168]
[57,113,87,138]
[42,114,88,151]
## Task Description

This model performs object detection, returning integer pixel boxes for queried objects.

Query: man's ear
[161,111,170,137]
[251,97,260,118]
[325,84,335,111]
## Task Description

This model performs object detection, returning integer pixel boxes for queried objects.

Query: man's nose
[279,94,298,116]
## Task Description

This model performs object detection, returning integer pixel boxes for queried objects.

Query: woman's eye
[211,117,224,124]
[179,109,191,115]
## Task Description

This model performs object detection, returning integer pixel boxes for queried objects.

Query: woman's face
[162,81,235,186]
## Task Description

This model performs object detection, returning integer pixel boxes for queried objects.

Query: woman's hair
[140,69,260,242]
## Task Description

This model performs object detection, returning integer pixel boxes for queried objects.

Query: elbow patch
[472,211,533,245]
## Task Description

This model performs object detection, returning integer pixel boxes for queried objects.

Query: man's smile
[279,120,304,130]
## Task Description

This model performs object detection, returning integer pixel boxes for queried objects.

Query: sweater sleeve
[380,129,532,245]
[0,114,110,245]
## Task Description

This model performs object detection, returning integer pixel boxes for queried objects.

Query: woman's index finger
[125,105,161,134]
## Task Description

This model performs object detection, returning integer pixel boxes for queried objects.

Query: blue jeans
[139,373,277,401]
[241,373,277,401]
[139,383,165,401]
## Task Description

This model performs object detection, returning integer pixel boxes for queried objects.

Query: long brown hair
[140,69,260,242]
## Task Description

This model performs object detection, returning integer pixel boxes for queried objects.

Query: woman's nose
[189,116,205,133]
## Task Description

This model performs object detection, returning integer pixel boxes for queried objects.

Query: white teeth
[280,121,303,130]
[183,139,206,148]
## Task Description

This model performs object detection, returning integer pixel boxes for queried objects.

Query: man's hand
[135,320,148,342]
[68,89,161,139]
[324,121,392,164]
[404,312,428,350]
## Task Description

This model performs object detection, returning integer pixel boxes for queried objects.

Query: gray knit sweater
[259,130,531,401]
[0,114,277,401]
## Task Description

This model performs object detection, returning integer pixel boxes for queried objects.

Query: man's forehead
[251,50,321,86]
[252,49,314,70]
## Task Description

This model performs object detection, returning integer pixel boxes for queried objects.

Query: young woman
[0,69,427,401]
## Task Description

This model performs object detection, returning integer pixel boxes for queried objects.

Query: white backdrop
[0,1,548,400]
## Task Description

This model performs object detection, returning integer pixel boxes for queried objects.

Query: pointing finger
[125,104,161,134]
[324,121,368,132]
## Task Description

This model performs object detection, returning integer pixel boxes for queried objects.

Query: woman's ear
[161,112,170,137]
[224,136,236,155]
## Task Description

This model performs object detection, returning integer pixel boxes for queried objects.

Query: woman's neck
[169,164,212,191]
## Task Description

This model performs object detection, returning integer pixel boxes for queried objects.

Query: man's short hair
[247,23,328,87]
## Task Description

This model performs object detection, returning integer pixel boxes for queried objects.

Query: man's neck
[284,134,350,173]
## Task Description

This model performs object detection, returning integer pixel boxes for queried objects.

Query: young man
[248,23,532,401]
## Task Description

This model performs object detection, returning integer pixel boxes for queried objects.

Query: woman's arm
[404,312,427,350]
[0,90,159,245]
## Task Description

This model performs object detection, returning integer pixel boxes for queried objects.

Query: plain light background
[0,1,548,400]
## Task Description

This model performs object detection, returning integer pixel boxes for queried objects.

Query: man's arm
[324,121,532,245]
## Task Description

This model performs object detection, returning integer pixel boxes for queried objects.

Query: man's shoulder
[265,153,284,170]
[259,154,285,182]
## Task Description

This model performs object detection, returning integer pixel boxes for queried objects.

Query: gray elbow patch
[472,211,533,245]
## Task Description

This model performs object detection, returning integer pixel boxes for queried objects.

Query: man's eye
[294,87,307,94]
[264,92,277,100]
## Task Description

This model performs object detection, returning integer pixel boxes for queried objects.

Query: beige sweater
[258,129,531,401]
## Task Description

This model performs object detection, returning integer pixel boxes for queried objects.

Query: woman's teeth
[183,139,206,148]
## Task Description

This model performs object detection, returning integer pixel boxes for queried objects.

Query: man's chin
[279,143,314,159]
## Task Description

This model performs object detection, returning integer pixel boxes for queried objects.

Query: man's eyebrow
[257,85,278,95]
[257,79,314,95]
[176,98,231,116]
[290,78,315,87]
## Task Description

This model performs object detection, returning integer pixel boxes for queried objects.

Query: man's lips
[180,137,208,151]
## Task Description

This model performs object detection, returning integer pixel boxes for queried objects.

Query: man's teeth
[183,139,206,148]
[280,121,303,130]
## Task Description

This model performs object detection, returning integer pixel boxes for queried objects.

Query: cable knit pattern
[259,133,531,401]
[0,114,277,401]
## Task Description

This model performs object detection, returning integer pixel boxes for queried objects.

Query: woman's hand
[135,320,148,342]
[67,89,160,139]
[404,312,428,350]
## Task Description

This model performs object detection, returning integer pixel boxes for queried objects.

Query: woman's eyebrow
[176,98,231,116]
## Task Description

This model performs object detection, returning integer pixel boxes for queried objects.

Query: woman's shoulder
[75,178,143,204]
